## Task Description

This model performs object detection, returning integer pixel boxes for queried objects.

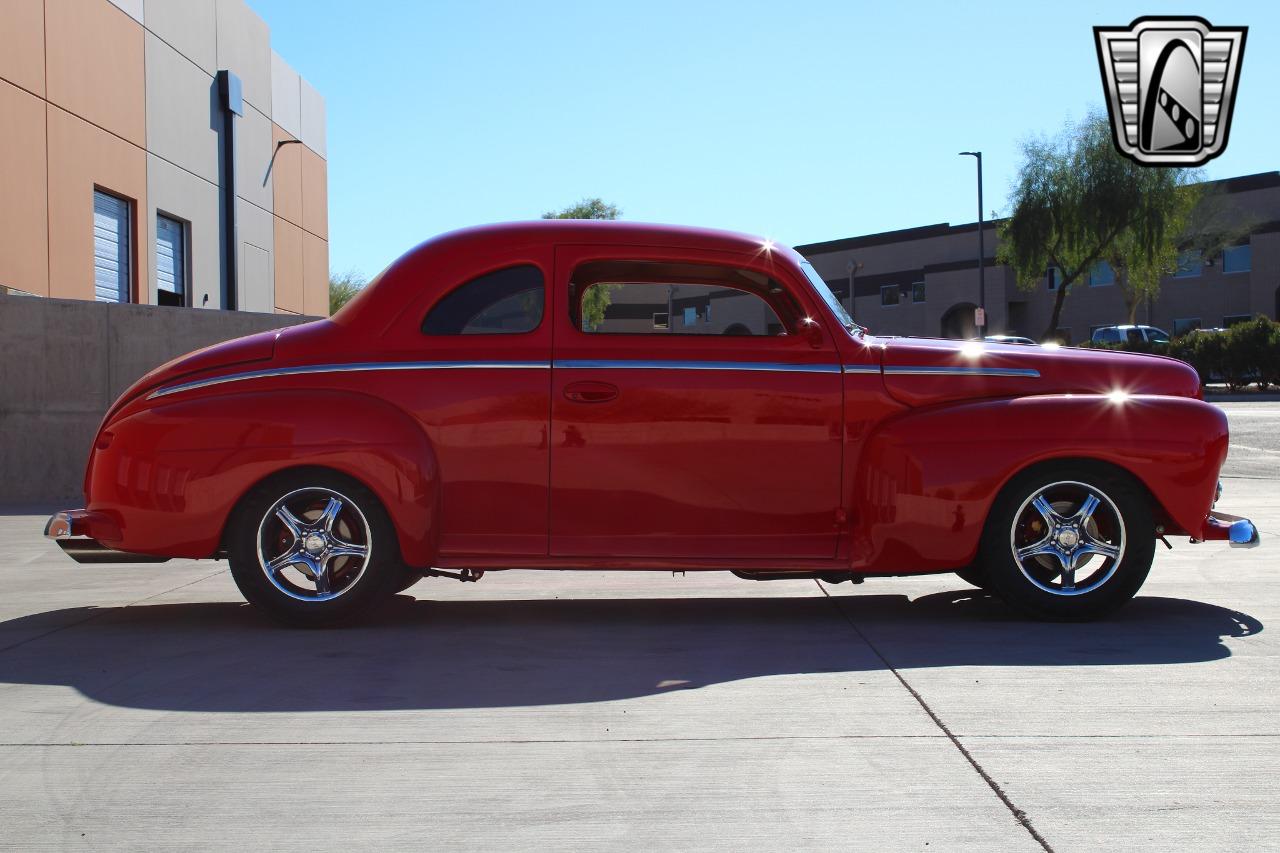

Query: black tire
[979,462,1156,620]
[227,469,404,626]
[954,564,989,590]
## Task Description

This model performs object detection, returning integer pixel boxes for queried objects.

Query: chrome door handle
[563,381,619,403]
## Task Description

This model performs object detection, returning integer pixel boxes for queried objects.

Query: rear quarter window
[421,265,544,335]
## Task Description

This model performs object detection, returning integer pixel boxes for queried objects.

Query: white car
[1091,325,1171,345]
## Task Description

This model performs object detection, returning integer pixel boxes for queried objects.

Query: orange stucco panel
[301,147,328,241]
[302,230,329,318]
[0,0,46,96]
[46,104,147,301]
[274,215,305,314]
[271,123,304,228]
[0,80,50,295]
[44,0,146,148]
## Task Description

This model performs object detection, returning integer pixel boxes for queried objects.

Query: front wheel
[979,463,1156,620]
[227,470,404,626]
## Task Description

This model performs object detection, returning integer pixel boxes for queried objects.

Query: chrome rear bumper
[44,510,169,564]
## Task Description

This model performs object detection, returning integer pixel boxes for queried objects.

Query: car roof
[333,221,803,331]
[427,220,782,256]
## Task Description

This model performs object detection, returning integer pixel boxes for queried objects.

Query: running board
[56,538,171,564]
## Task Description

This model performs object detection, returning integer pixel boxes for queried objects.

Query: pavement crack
[0,566,227,656]
[817,581,1055,853]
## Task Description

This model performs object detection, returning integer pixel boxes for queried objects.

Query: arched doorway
[940,302,978,339]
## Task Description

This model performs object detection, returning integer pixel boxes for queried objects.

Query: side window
[570,261,791,336]
[578,281,781,335]
[1125,328,1144,344]
[422,265,544,335]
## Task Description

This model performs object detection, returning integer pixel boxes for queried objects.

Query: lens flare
[960,341,984,358]
[1108,389,1130,404]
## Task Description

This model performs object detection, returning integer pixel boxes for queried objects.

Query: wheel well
[990,456,1170,533]
[217,465,389,552]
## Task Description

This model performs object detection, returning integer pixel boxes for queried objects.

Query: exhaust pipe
[56,539,170,565]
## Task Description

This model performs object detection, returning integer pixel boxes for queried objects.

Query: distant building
[796,172,1280,342]
[0,0,329,316]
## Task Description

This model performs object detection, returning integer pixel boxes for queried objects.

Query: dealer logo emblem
[1094,17,1247,166]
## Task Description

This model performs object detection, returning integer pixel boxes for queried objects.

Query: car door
[548,244,844,560]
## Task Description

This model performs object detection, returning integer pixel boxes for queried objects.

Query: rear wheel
[980,463,1155,619]
[227,470,403,626]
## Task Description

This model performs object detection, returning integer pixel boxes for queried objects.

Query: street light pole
[959,151,985,335]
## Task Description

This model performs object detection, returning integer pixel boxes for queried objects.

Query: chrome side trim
[149,358,936,399]
[553,360,842,374]
[148,360,551,399]
[882,365,1041,378]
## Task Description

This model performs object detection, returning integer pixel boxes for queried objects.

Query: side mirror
[799,318,824,349]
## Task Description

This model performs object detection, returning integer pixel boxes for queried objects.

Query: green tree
[542,197,621,220]
[329,270,366,315]
[542,198,622,329]
[1107,185,1257,324]
[998,112,1202,339]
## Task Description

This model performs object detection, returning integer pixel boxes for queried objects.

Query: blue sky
[252,0,1279,279]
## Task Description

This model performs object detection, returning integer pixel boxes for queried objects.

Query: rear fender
[852,394,1228,572]
[87,389,440,566]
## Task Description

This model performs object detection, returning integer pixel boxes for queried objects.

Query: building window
[911,281,926,303]
[880,285,900,307]
[1172,318,1201,336]
[1089,261,1114,286]
[1174,251,1203,278]
[1223,314,1252,327]
[93,190,132,303]
[156,214,188,307]
[1047,267,1061,290]
[421,265,544,334]
[1222,244,1252,273]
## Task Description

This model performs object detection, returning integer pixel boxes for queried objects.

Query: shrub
[1225,316,1279,391]
[1075,315,1280,391]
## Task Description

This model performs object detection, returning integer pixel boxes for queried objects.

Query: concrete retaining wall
[0,295,316,504]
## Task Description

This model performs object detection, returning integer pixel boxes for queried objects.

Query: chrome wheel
[255,487,372,602]
[1009,480,1126,597]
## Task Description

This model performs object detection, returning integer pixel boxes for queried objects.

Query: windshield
[798,260,857,332]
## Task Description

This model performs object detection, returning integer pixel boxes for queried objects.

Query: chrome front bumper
[1197,510,1262,548]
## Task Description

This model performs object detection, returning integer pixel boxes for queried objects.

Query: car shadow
[0,590,1261,712]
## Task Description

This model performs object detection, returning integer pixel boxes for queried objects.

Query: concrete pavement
[0,406,1275,851]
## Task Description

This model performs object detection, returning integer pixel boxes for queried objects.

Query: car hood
[878,337,1202,408]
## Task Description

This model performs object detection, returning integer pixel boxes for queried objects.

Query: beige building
[797,172,1280,343]
[0,0,328,316]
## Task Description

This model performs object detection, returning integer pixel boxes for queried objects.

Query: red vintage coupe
[45,222,1259,624]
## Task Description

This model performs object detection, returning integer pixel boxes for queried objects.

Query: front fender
[852,394,1228,572]
[87,389,440,566]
